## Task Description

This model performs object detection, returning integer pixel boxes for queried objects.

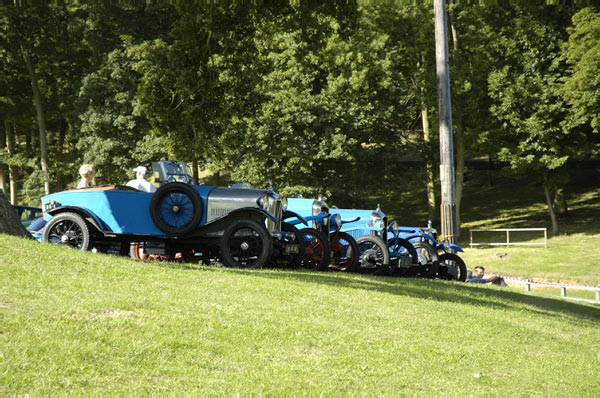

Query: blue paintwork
[41,185,215,236]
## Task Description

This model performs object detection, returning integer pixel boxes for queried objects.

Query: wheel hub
[172,205,180,213]
[61,234,69,244]
[240,242,249,251]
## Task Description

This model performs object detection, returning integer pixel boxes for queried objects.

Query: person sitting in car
[126,165,157,193]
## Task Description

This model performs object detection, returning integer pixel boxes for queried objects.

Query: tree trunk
[5,120,17,205]
[543,185,559,235]
[0,189,32,238]
[454,124,464,237]
[421,106,437,223]
[20,41,51,195]
[449,9,464,237]
[553,187,568,217]
[0,123,6,194]
[0,166,6,195]
[487,154,494,187]
[192,160,199,185]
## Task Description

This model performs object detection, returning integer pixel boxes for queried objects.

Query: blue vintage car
[40,161,304,269]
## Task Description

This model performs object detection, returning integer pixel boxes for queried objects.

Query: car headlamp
[332,213,342,228]
[370,204,386,228]
[312,199,322,216]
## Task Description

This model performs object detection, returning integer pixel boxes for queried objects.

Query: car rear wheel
[41,212,90,250]
[356,235,390,275]
[299,228,331,271]
[411,241,440,278]
[150,182,203,236]
[329,231,360,272]
[437,252,467,281]
[220,220,273,268]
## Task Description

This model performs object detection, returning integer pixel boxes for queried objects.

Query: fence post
[506,230,510,248]
[561,287,567,297]
[596,290,600,302]
[525,282,531,292]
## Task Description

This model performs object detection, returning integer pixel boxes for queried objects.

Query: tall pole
[434,0,456,244]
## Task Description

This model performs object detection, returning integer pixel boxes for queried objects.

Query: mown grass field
[1,235,600,394]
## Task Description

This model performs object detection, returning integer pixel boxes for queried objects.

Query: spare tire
[150,182,203,236]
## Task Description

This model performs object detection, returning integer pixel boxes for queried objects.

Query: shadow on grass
[230,267,600,321]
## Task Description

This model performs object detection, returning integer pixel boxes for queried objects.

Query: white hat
[134,166,147,174]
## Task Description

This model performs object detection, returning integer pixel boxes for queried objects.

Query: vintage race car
[40,161,305,269]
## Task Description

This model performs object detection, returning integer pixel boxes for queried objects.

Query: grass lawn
[1,235,600,394]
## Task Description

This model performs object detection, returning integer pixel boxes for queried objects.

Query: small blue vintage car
[40,161,304,269]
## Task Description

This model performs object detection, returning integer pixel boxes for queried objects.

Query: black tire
[329,231,360,272]
[219,219,273,268]
[356,235,390,275]
[388,237,419,276]
[299,228,331,271]
[438,252,468,282]
[270,222,306,268]
[41,212,90,250]
[411,241,440,279]
[150,182,203,236]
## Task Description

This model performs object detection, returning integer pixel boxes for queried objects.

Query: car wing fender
[403,233,437,246]
[437,242,464,253]
[339,216,360,225]
[287,213,327,226]
[282,210,308,226]
[47,206,111,233]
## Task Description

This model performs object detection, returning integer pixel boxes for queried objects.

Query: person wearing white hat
[126,166,157,193]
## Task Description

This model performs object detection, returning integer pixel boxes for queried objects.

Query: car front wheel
[219,219,273,268]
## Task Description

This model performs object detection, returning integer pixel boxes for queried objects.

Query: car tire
[41,212,91,250]
[299,228,331,271]
[330,231,360,272]
[150,182,203,236]
[388,237,419,276]
[219,219,273,268]
[356,235,390,275]
[411,240,440,279]
[438,252,467,282]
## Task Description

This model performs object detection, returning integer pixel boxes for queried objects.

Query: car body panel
[41,185,215,236]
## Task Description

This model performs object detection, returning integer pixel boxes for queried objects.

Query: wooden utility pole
[434,0,456,244]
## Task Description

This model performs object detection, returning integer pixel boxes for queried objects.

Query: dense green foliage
[1,2,599,232]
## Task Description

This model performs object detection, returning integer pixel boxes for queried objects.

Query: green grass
[2,236,600,394]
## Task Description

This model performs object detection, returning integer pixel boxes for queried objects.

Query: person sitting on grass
[467,266,507,286]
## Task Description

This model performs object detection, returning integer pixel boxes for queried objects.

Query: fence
[469,228,547,248]
[505,277,600,304]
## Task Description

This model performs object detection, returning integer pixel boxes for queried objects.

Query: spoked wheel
[356,235,390,275]
[269,222,305,268]
[150,182,203,236]
[41,212,90,250]
[329,231,359,272]
[437,252,468,282]
[220,220,273,268]
[388,237,418,277]
[411,241,440,279]
[298,228,331,271]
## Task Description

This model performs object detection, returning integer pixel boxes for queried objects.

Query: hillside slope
[1,236,599,394]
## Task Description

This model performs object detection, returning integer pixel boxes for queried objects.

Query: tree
[560,7,600,149]
[0,189,30,238]
[486,5,581,235]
